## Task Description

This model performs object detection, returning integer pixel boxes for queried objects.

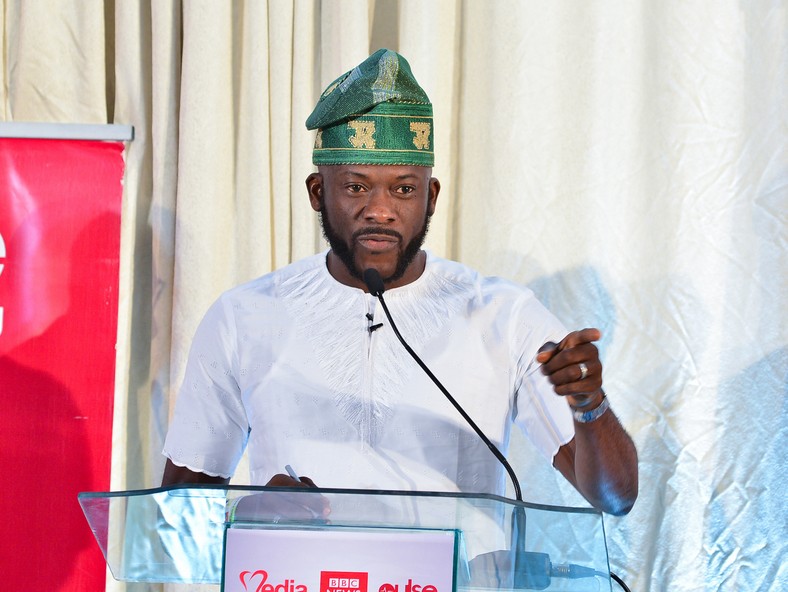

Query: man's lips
[354,230,401,251]
[357,235,398,250]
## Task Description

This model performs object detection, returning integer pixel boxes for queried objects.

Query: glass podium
[79,486,611,591]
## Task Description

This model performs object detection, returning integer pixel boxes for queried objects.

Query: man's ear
[306,172,323,212]
[427,176,441,216]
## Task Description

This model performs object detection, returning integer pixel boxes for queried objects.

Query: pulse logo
[239,570,307,592]
[378,580,438,592]
[320,571,368,592]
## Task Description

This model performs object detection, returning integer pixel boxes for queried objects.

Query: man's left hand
[539,327,639,516]
[537,328,604,409]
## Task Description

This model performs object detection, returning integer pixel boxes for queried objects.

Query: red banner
[0,138,124,591]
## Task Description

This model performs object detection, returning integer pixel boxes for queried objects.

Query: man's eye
[396,186,416,195]
[347,184,364,193]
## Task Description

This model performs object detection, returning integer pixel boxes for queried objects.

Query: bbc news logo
[320,571,368,592]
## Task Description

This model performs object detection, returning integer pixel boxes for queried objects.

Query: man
[162,49,638,516]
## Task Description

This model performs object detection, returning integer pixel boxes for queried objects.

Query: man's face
[307,164,440,291]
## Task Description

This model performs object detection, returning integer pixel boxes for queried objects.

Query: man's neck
[325,250,427,292]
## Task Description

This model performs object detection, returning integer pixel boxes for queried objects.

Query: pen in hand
[284,464,330,521]
[285,464,302,483]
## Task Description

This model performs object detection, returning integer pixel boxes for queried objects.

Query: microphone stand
[363,270,523,501]
[362,269,626,591]
[363,269,534,588]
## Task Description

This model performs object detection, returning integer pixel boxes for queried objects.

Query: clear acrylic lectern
[79,486,611,591]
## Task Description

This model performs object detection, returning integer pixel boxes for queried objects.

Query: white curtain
[2,1,785,590]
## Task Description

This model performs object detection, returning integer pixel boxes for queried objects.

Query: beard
[319,206,431,284]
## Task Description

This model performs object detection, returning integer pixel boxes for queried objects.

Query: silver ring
[578,362,589,381]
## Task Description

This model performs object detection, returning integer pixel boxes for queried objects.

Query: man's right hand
[231,472,330,523]
[161,459,330,522]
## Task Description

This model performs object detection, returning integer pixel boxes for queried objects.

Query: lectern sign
[222,527,457,592]
[321,571,368,592]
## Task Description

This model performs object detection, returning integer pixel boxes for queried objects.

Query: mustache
[352,227,403,241]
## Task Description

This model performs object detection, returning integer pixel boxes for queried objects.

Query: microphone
[363,268,385,297]
[362,269,606,590]
[362,268,523,501]
[365,312,383,333]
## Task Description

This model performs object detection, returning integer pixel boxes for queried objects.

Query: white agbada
[163,251,575,494]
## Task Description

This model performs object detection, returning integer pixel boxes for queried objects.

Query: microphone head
[363,268,385,296]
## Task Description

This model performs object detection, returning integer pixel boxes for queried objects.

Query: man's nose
[363,190,396,223]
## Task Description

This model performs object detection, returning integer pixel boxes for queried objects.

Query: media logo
[321,571,368,592]
[378,579,438,592]
[239,569,307,592]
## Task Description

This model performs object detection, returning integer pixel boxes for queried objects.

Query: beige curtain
[3,1,785,590]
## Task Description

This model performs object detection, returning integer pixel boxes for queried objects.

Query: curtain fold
[1,1,785,590]
[4,1,109,122]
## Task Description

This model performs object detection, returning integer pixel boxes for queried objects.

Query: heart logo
[240,569,268,592]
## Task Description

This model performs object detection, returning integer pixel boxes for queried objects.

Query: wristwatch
[572,394,610,423]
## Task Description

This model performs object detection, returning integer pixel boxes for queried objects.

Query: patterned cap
[306,49,434,166]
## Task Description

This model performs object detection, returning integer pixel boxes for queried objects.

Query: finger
[266,473,303,487]
[298,476,319,488]
[281,475,331,517]
[293,493,331,519]
[551,371,603,397]
[544,357,602,387]
[540,342,600,376]
[264,474,329,516]
[295,477,331,517]
[240,490,330,521]
[558,328,601,350]
[535,341,559,363]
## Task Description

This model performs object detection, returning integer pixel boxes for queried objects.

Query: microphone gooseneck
[362,269,612,590]
[362,268,523,502]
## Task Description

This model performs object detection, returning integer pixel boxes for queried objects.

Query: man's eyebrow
[338,170,371,180]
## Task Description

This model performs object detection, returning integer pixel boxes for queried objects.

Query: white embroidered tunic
[163,252,575,495]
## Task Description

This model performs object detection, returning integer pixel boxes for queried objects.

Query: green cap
[306,49,434,166]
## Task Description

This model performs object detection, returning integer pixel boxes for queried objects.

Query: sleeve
[511,292,575,462]
[162,295,250,478]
